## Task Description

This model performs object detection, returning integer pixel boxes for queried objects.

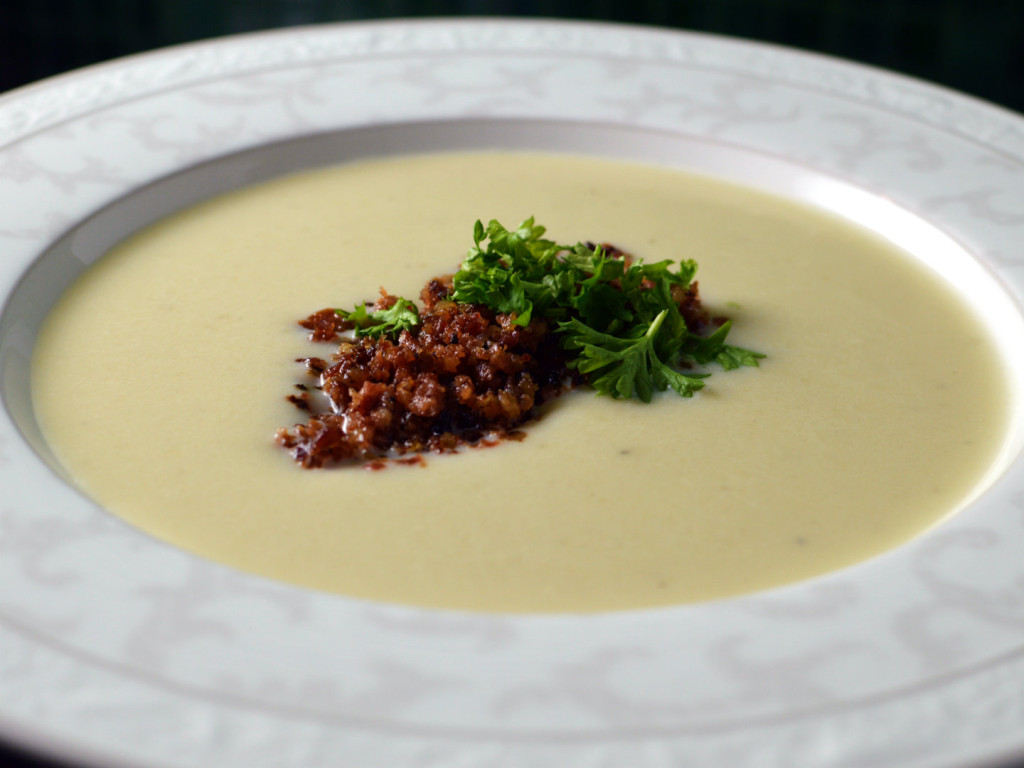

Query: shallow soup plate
[2,19,1024,768]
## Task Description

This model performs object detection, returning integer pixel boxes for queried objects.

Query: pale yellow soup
[32,152,1010,612]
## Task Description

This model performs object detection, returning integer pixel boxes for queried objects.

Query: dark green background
[2,2,1024,767]
[2,0,1024,115]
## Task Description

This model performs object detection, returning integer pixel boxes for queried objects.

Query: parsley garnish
[335,217,763,401]
[336,297,420,339]
[560,311,709,401]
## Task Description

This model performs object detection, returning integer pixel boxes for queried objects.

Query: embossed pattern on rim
[2,19,1024,768]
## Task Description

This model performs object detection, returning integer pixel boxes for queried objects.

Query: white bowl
[3,19,1024,768]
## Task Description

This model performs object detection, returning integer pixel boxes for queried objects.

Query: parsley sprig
[560,311,709,401]
[336,217,763,401]
[336,297,420,339]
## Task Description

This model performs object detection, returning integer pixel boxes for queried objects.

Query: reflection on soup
[31,152,1011,612]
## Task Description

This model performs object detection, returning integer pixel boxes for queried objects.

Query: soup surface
[31,152,1010,612]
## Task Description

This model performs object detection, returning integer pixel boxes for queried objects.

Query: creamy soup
[31,152,1011,612]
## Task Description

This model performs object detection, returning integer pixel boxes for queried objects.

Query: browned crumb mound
[276,264,708,469]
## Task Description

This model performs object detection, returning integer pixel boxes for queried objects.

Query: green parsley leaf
[336,298,420,339]
[560,311,708,402]
[716,344,767,371]
[682,320,764,370]
[452,218,565,326]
